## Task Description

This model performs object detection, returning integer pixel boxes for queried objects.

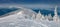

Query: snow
[0,7,60,27]
[0,14,59,27]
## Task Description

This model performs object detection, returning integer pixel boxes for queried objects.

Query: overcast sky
[0,0,60,4]
[0,0,60,8]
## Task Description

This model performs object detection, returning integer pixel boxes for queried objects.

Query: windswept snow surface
[0,13,59,27]
[0,7,59,27]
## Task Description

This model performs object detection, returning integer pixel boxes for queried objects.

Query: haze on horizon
[0,0,60,9]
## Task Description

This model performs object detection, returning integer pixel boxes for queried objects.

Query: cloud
[0,4,60,9]
[0,0,60,4]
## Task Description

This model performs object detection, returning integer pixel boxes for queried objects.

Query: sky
[0,0,60,4]
[0,0,60,8]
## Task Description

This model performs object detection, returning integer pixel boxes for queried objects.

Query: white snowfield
[0,7,60,27]
[0,10,60,27]
[0,13,60,27]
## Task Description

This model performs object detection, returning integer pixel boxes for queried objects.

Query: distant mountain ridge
[0,7,60,17]
[0,8,19,16]
[32,8,60,17]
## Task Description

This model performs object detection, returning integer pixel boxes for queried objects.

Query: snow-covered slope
[0,7,60,27]
[0,14,59,27]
